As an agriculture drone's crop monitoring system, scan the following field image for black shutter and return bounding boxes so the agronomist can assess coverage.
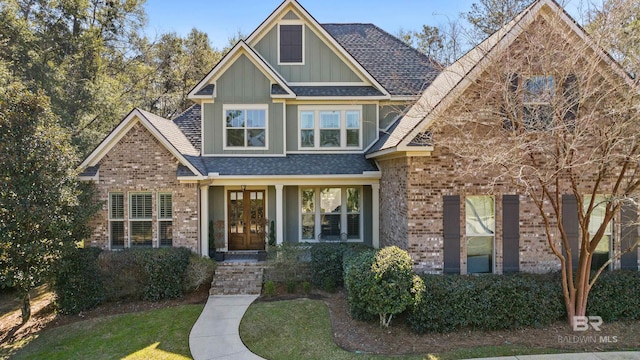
[443,195,461,274]
[280,25,303,63]
[562,194,579,270]
[502,195,520,273]
[502,73,519,130]
[621,202,639,270]
[562,74,579,123]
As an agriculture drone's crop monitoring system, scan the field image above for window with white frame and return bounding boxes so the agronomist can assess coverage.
[523,75,554,129]
[130,193,152,247]
[300,187,361,241]
[298,106,361,149]
[465,195,495,274]
[224,105,267,149]
[279,23,304,64]
[158,193,173,247]
[584,194,613,271]
[109,193,124,250]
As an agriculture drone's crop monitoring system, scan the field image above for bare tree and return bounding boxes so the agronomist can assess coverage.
[412,4,639,323]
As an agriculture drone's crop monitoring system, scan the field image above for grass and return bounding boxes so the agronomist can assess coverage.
[4,304,203,360]
[239,299,571,360]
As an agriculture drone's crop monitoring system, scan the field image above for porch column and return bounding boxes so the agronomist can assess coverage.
[275,184,284,245]
[372,183,380,249]
[200,185,209,257]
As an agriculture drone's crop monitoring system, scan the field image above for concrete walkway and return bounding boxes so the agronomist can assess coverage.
[188,296,640,360]
[189,295,264,360]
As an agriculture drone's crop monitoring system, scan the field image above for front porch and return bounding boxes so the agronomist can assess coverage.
[198,180,381,257]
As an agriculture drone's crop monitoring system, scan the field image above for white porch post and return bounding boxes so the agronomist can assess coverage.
[275,184,284,245]
[371,183,380,249]
[200,185,209,257]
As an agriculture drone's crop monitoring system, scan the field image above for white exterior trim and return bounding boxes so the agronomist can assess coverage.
[222,104,270,151]
[78,109,203,178]
[277,21,305,66]
[244,0,390,97]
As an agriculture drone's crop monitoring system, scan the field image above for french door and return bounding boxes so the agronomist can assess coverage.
[228,190,266,250]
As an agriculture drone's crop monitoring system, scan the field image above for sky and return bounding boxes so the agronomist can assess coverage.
[143,0,585,50]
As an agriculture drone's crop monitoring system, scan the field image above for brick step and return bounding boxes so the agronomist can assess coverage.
[210,261,265,295]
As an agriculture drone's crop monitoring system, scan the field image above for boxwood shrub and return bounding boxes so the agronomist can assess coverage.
[54,247,105,314]
[587,270,640,321]
[310,242,371,291]
[409,273,565,333]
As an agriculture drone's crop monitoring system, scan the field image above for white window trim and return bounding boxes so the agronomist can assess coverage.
[298,186,363,243]
[129,192,153,248]
[222,104,269,151]
[465,195,496,274]
[158,193,173,248]
[297,105,363,150]
[108,192,124,250]
[277,21,305,66]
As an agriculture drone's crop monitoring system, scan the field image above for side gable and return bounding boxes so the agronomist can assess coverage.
[78,109,203,178]
[244,0,389,95]
[367,0,635,158]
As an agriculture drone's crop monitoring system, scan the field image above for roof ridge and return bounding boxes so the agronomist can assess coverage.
[171,103,200,122]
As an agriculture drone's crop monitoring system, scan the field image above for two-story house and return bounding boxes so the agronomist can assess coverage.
[79,0,640,274]
[79,0,438,257]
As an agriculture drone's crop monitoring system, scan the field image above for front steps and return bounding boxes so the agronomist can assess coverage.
[210,260,265,295]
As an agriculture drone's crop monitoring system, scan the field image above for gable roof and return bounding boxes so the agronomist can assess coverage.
[173,104,201,152]
[244,0,390,97]
[323,23,440,96]
[78,108,203,177]
[188,40,295,99]
[367,0,636,158]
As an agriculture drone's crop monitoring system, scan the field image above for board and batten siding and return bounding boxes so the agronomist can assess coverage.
[202,54,284,155]
[285,104,378,152]
[254,26,361,83]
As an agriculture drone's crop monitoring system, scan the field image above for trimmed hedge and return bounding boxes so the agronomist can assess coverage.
[587,270,640,321]
[55,247,195,313]
[409,273,565,333]
[309,242,371,291]
[343,250,378,321]
[54,247,105,314]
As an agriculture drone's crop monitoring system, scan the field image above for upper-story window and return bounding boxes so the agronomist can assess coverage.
[279,23,304,64]
[299,106,361,149]
[523,75,554,129]
[224,105,268,149]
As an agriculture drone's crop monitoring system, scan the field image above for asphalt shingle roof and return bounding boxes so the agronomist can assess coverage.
[290,86,384,97]
[201,154,378,176]
[322,23,441,96]
[194,84,215,96]
[79,165,99,177]
[172,105,201,153]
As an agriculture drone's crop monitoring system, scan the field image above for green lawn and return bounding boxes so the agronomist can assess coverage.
[239,298,568,360]
[4,305,203,360]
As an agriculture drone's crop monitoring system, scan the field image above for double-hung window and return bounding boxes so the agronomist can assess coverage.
[224,105,268,149]
[109,193,125,250]
[584,195,612,271]
[300,187,361,241]
[298,106,362,149]
[465,195,495,274]
[158,193,173,247]
[130,193,152,248]
[523,75,554,129]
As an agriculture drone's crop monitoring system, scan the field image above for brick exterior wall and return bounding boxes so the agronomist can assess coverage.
[86,122,200,252]
[378,14,640,274]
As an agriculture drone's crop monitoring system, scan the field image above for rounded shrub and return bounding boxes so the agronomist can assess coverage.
[310,242,371,291]
[54,247,105,314]
[344,246,416,327]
